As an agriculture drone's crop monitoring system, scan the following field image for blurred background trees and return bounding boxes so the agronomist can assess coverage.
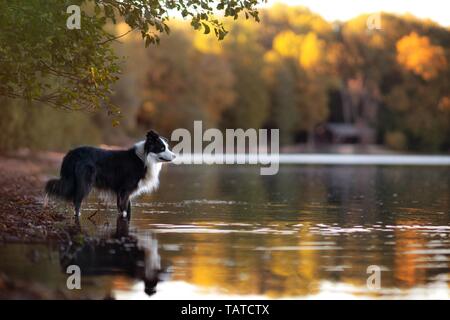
[1,3,449,153]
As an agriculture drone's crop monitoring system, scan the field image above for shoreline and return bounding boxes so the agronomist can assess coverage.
[0,152,74,243]
[0,152,87,299]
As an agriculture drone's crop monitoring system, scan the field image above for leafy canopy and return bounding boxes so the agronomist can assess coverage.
[0,0,263,119]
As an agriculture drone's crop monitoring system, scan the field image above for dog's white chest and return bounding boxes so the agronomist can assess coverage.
[131,162,162,199]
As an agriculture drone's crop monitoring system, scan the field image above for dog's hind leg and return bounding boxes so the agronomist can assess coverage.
[73,199,82,217]
[73,163,96,217]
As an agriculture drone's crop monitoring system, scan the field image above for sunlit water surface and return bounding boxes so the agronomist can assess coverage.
[0,165,449,299]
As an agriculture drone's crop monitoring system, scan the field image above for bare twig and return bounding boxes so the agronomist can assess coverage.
[98,28,136,45]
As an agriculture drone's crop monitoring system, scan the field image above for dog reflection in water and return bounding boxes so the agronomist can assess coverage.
[60,217,162,296]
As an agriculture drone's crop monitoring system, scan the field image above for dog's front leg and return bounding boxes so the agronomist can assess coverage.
[126,200,132,221]
[117,191,131,219]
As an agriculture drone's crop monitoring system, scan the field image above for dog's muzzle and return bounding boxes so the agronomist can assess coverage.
[158,151,176,162]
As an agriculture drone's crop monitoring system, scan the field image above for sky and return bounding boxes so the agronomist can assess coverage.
[267,0,450,27]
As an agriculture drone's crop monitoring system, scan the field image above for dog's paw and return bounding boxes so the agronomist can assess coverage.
[43,194,49,208]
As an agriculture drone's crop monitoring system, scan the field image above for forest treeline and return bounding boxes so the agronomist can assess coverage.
[1,4,449,152]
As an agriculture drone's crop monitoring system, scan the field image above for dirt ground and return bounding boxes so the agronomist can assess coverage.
[0,151,88,298]
[0,151,74,243]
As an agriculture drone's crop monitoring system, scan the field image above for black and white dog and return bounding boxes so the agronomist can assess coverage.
[45,130,175,219]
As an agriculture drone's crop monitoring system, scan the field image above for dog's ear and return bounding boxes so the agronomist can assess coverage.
[146,130,159,140]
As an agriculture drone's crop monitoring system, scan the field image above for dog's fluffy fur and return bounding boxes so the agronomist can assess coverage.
[45,130,175,218]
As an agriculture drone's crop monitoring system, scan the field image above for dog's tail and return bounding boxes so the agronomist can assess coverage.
[45,176,74,201]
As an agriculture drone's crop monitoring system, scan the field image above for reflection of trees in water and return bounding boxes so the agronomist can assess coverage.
[377,167,450,288]
[161,166,328,296]
[155,166,449,297]
[59,218,162,297]
[393,226,426,287]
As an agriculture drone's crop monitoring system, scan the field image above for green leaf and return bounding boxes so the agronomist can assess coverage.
[202,22,210,34]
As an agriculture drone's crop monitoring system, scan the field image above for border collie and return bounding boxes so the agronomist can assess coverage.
[45,130,175,219]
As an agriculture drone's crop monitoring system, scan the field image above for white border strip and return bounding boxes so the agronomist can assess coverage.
[276,154,450,165]
[176,154,450,165]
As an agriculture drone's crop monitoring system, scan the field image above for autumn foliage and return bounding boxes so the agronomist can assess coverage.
[1,4,449,152]
[396,32,447,80]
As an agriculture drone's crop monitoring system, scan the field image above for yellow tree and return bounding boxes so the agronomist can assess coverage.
[136,24,235,134]
[271,30,329,146]
[396,32,447,81]
[380,32,450,151]
[220,20,270,130]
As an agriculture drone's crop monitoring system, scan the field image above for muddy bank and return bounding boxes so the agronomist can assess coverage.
[0,152,75,243]
[0,152,76,298]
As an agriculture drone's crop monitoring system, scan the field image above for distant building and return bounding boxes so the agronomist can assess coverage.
[324,77,379,145]
[326,123,375,144]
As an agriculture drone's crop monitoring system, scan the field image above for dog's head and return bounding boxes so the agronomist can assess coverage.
[144,130,176,163]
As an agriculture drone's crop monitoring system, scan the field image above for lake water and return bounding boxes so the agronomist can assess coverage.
[0,164,449,299]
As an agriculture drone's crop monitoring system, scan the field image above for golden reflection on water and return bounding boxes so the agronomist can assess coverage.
[126,165,450,299]
[130,220,449,298]
[394,224,426,288]
[0,165,448,299]
[173,231,444,298]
